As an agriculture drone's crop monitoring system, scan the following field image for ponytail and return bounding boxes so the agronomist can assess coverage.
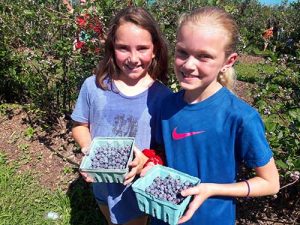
[218,67,236,91]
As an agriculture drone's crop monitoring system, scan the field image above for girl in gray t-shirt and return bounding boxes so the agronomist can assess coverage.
[71,6,171,225]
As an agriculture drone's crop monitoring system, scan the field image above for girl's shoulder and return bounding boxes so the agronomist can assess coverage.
[148,81,173,100]
[227,89,255,110]
[82,74,96,86]
[151,80,169,88]
[163,88,182,98]
[83,74,105,89]
[224,88,261,121]
[81,74,107,94]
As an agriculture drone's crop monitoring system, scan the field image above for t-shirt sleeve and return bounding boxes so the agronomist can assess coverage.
[71,79,90,123]
[236,111,273,168]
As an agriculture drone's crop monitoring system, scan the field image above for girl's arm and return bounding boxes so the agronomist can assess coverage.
[207,157,280,197]
[178,158,280,224]
[72,121,91,152]
[72,121,94,182]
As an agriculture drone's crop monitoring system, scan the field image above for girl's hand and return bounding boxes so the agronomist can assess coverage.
[80,171,95,183]
[81,145,90,155]
[140,162,155,177]
[178,183,212,224]
[123,146,148,185]
[80,146,95,182]
[80,145,94,183]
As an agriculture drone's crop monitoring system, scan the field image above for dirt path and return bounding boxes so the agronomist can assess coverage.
[0,107,81,191]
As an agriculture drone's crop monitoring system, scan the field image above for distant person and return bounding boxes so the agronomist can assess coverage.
[62,0,85,14]
[262,26,273,51]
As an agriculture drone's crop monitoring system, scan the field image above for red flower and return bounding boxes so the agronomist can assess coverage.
[88,17,103,35]
[75,40,85,49]
[76,14,90,28]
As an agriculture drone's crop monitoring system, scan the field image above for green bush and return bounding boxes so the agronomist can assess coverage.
[252,55,300,173]
[0,0,103,116]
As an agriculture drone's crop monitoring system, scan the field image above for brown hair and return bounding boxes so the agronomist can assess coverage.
[178,7,239,90]
[95,7,169,89]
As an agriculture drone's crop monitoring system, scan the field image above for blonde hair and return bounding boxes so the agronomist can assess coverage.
[178,7,239,91]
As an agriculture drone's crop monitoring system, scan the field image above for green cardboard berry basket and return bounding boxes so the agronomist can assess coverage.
[79,137,134,183]
[132,165,200,225]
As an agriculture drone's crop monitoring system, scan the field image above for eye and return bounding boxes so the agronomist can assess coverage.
[115,45,128,52]
[175,48,188,58]
[137,46,150,52]
[196,54,212,60]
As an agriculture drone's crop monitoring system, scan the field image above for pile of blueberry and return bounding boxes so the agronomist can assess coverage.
[90,143,132,169]
[145,175,194,204]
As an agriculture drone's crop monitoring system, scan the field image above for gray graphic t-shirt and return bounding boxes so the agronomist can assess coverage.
[71,75,171,223]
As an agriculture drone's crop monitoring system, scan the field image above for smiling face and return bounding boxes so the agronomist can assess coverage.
[175,21,236,102]
[114,22,155,83]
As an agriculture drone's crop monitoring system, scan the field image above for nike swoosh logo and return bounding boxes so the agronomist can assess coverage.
[172,127,205,140]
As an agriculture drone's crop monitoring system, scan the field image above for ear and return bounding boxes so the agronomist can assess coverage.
[221,53,238,71]
[151,46,157,59]
[152,50,156,59]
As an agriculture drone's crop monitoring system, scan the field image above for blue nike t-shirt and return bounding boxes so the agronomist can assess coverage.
[152,87,273,225]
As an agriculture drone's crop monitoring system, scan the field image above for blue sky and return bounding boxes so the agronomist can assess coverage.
[259,0,298,5]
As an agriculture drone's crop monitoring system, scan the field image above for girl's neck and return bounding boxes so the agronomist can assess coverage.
[184,82,223,104]
[113,74,155,96]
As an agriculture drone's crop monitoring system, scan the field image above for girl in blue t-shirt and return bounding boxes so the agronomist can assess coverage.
[147,6,280,225]
[71,7,171,225]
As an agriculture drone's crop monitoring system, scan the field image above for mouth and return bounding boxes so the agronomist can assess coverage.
[181,72,199,79]
[125,64,142,71]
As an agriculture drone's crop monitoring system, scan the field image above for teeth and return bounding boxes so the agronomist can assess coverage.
[126,64,140,70]
[182,72,197,78]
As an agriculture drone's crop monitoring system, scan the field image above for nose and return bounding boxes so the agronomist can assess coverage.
[182,56,196,72]
[129,51,139,63]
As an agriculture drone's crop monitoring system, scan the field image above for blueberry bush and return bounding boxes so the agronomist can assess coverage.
[252,54,300,173]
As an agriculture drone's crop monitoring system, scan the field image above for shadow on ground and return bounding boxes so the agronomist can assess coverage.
[67,177,107,225]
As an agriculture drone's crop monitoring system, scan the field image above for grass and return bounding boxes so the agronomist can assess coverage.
[235,46,280,83]
[235,60,276,83]
[0,152,106,225]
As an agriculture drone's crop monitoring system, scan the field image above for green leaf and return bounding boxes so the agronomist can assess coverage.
[264,118,277,132]
[23,10,34,16]
[277,131,283,139]
[294,158,300,170]
[276,159,288,169]
[288,109,300,121]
